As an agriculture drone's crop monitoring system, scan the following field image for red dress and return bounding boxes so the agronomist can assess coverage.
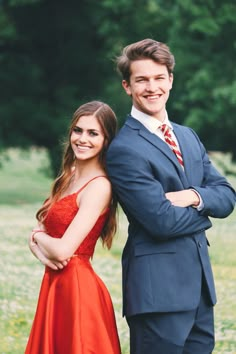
[25,179,121,354]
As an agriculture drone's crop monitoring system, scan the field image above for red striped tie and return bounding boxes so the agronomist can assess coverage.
[160,124,184,167]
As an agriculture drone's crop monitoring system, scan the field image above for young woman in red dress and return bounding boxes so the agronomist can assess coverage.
[25,101,121,354]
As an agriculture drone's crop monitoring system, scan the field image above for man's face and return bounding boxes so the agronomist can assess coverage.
[122,59,173,121]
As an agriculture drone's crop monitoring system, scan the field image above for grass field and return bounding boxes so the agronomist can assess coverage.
[0,148,236,354]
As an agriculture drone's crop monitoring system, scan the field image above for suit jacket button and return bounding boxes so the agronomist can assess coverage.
[198,242,202,248]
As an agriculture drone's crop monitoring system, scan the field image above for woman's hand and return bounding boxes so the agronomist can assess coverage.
[29,231,70,270]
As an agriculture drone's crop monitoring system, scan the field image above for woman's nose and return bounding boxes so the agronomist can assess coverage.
[78,132,87,143]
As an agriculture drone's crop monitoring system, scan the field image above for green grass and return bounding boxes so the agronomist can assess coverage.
[0,148,236,354]
[0,148,52,204]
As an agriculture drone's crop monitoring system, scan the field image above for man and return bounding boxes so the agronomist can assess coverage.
[106,38,235,354]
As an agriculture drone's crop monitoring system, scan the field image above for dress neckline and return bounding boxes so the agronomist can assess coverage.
[57,175,107,203]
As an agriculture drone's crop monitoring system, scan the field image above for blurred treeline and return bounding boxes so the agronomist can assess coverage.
[0,0,236,175]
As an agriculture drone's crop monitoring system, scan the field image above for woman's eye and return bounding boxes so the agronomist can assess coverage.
[89,131,98,137]
[73,127,82,133]
[72,128,99,137]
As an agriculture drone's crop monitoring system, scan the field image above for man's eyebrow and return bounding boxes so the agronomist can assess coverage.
[135,73,166,79]
[135,75,147,78]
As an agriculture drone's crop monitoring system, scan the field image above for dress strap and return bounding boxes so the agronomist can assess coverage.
[76,175,108,195]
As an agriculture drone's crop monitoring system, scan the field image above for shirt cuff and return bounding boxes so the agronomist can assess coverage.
[190,189,204,211]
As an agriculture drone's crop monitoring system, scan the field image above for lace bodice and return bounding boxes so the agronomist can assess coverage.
[43,183,109,258]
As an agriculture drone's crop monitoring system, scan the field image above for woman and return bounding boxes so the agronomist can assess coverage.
[25,101,121,354]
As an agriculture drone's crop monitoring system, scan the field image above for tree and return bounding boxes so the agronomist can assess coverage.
[167,0,236,160]
[0,0,120,173]
[0,0,235,174]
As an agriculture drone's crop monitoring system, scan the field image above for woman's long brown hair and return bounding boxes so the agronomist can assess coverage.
[36,101,118,249]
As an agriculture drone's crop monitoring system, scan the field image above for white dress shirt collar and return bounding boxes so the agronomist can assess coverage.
[131,106,173,133]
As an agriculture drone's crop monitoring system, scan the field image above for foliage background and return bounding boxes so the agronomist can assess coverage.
[0,0,236,174]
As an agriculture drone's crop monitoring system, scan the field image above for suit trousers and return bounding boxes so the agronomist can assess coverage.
[126,280,215,354]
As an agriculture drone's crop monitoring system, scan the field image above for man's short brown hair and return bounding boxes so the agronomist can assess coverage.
[116,38,175,82]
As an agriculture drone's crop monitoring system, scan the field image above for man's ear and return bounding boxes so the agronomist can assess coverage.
[169,73,174,89]
[122,80,132,96]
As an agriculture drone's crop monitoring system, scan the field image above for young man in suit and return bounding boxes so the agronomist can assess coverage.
[106,38,235,354]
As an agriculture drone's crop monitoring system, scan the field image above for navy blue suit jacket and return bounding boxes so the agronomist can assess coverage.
[106,115,235,317]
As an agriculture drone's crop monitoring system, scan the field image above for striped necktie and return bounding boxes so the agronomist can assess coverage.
[160,124,184,167]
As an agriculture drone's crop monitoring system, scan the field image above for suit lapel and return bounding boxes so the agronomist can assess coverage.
[125,117,189,187]
[172,123,195,185]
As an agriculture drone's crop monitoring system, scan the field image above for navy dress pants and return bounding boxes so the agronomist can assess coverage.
[127,283,215,354]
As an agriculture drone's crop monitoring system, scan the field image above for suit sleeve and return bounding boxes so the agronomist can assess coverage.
[106,144,213,240]
[189,130,235,218]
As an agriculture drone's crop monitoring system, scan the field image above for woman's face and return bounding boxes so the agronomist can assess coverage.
[70,115,105,162]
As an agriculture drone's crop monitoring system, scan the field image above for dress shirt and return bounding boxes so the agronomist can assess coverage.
[131,106,180,146]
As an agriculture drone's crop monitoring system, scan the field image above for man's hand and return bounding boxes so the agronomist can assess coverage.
[165,190,200,208]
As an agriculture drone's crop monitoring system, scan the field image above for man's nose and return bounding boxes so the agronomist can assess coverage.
[146,79,156,92]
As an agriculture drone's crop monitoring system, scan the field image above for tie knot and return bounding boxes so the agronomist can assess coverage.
[160,124,170,136]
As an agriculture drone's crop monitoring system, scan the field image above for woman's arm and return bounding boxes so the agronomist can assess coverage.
[33,178,112,262]
[29,231,69,270]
